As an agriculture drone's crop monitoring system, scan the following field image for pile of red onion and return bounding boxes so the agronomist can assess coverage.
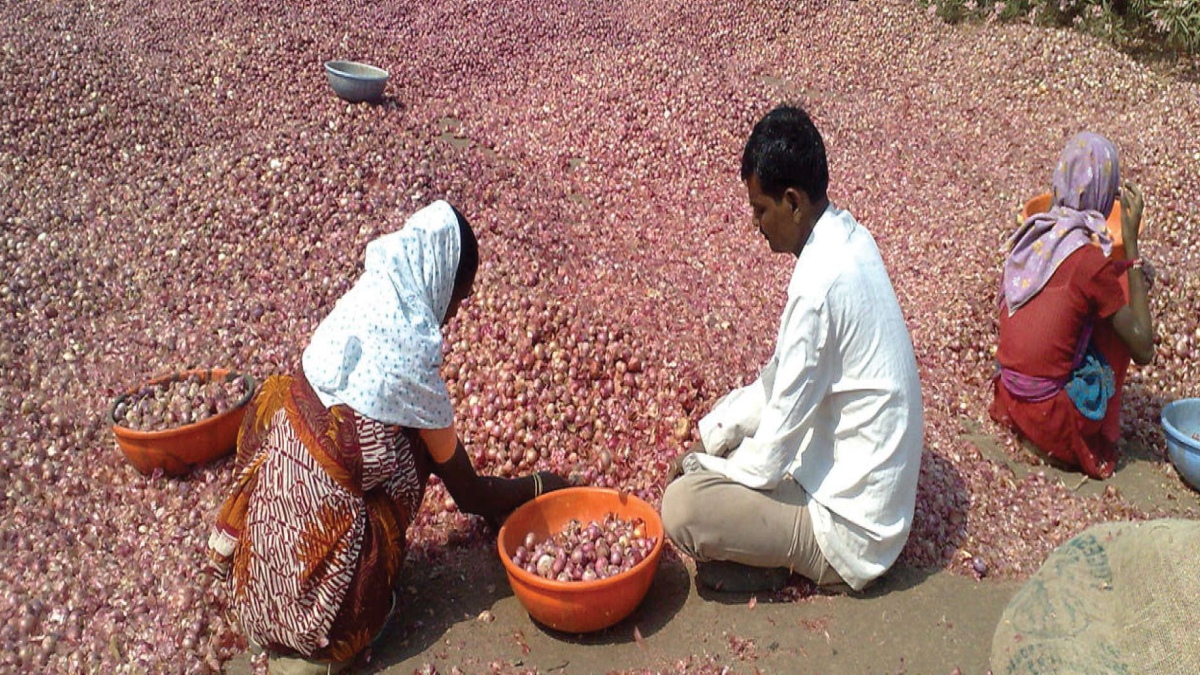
[112,373,249,432]
[512,514,656,582]
[2,0,1198,670]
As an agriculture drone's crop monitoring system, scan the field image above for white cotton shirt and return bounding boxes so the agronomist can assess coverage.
[694,204,923,591]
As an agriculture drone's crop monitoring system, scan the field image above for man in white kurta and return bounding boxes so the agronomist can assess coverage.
[661,105,922,593]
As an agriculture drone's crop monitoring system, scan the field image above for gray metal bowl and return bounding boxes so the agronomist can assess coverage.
[324,60,389,103]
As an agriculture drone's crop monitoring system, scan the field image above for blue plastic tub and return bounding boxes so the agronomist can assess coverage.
[1161,398,1200,492]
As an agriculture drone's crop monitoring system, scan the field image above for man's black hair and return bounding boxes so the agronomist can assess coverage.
[450,204,478,292]
[740,105,829,204]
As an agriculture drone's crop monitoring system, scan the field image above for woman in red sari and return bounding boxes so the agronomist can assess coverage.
[208,200,568,673]
[990,133,1155,479]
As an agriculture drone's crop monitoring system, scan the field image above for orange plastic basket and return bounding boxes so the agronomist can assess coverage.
[110,368,255,476]
[497,487,665,633]
[1019,193,1129,260]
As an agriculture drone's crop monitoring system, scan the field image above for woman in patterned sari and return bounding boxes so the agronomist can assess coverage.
[208,200,569,673]
[990,133,1155,479]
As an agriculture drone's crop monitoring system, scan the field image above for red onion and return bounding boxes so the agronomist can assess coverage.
[2,0,1197,669]
[111,373,249,431]
[512,514,656,581]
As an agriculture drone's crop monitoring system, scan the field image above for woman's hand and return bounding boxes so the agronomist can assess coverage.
[535,470,571,495]
[432,439,569,522]
[480,471,572,530]
[1119,182,1144,257]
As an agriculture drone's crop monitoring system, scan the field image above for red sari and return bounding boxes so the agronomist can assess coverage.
[208,373,427,662]
[990,245,1130,478]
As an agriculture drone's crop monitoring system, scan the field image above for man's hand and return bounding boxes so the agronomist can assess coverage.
[666,453,690,485]
[665,441,706,485]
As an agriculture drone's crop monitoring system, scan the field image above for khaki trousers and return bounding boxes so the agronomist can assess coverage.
[661,470,846,587]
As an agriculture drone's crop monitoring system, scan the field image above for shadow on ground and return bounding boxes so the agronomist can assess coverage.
[358,554,1020,675]
[900,446,973,572]
[962,405,1200,517]
[361,538,690,673]
[223,503,1022,675]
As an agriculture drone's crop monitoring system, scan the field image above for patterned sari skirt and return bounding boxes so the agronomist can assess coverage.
[208,372,427,662]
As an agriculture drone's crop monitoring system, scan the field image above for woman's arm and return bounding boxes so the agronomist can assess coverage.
[427,433,569,523]
[1109,182,1155,365]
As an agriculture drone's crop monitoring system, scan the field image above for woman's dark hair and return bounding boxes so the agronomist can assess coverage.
[450,204,478,293]
[740,105,829,203]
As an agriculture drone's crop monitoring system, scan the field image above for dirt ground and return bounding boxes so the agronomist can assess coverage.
[223,434,1200,675]
[368,555,1017,675]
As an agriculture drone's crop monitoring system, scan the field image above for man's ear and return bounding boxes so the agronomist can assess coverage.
[784,187,810,219]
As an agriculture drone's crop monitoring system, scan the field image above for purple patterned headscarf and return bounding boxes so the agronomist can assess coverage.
[1002,132,1119,314]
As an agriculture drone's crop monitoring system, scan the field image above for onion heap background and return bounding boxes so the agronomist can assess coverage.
[2,0,1199,671]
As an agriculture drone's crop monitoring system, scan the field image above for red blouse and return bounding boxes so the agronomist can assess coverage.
[991,245,1131,478]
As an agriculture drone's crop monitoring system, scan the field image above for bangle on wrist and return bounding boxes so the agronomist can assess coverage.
[532,472,543,497]
[1126,257,1155,292]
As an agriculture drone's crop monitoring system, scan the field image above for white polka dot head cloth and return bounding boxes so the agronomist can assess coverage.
[302,200,462,428]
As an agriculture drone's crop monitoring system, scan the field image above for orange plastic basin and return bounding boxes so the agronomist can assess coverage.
[110,368,255,476]
[497,487,665,633]
[1019,193,1129,260]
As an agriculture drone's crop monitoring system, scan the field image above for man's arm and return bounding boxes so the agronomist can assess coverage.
[693,297,834,490]
[696,366,773,456]
[665,375,770,485]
